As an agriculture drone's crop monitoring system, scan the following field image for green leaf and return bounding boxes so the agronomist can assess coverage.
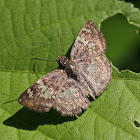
[0,0,140,140]
[101,13,140,72]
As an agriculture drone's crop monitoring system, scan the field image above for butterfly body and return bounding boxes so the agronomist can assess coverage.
[59,57,81,81]
[18,21,112,116]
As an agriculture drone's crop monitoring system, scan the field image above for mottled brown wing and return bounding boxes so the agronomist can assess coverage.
[76,55,111,96]
[19,69,90,116]
[18,69,67,112]
[54,78,90,116]
[70,21,112,96]
[71,21,106,62]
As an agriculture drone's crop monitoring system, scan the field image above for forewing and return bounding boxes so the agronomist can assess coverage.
[71,21,106,62]
[70,21,111,96]
[18,69,67,112]
[53,78,90,116]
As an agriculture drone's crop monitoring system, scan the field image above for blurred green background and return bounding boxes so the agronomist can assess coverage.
[101,13,140,73]
[125,0,140,9]
[103,0,140,73]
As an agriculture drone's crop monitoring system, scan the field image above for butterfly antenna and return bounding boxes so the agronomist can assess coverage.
[32,61,40,79]
[3,99,18,104]
[57,28,64,56]
[31,58,55,62]
[31,59,55,79]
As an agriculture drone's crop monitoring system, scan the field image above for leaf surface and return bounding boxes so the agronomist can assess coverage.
[0,0,140,139]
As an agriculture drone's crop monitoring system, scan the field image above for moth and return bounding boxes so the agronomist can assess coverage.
[18,21,112,116]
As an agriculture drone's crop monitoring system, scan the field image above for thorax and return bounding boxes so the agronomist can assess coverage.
[56,56,79,80]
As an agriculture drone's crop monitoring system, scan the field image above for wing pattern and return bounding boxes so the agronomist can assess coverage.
[18,21,112,116]
[71,21,112,96]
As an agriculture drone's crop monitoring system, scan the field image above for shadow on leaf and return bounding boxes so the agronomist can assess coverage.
[3,107,77,130]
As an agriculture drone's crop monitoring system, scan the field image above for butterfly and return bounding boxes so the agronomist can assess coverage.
[18,21,112,116]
